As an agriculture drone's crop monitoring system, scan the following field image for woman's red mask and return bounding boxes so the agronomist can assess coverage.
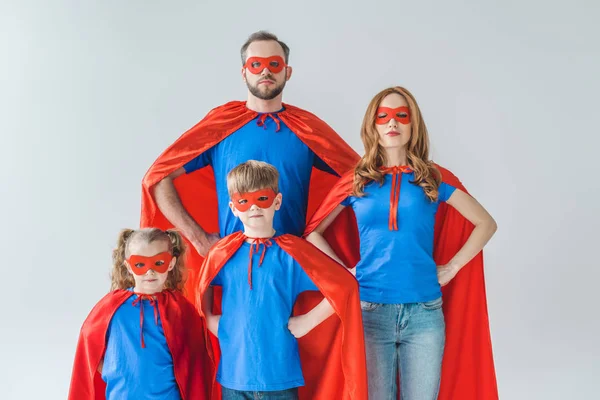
[243,56,287,74]
[231,189,277,212]
[127,252,173,275]
[376,106,411,125]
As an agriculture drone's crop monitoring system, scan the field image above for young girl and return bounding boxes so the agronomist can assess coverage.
[305,87,498,399]
[68,228,212,400]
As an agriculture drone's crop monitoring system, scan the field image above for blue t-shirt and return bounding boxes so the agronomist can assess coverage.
[102,291,181,400]
[211,239,319,391]
[341,173,457,304]
[183,109,337,237]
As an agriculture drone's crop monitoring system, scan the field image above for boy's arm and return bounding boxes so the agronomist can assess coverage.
[202,286,220,337]
[288,297,335,339]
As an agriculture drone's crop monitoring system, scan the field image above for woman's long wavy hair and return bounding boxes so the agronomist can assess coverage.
[110,228,187,292]
[353,86,441,201]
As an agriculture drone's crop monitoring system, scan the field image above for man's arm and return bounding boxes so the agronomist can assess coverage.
[152,167,220,256]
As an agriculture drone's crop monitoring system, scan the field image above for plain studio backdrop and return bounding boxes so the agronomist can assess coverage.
[1,1,598,399]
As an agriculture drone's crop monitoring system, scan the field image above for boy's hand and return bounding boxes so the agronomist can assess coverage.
[288,314,316,338]
[206,314,221,337]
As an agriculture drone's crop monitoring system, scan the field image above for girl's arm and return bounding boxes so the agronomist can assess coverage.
[437,189,498,285]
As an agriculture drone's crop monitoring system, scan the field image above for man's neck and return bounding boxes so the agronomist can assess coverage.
[246,94,284,113]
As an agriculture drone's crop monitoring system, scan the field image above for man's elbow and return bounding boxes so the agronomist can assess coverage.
[152,175,173,197]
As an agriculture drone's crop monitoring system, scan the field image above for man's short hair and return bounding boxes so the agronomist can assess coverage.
[240,31,290,64]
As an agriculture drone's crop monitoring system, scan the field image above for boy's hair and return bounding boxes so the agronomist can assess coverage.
[111,228,187,292]
[227,160,279,197]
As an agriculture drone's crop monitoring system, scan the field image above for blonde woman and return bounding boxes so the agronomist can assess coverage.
[305,87,498,400]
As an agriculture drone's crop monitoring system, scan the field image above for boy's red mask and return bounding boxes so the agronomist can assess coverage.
[127,252,173,275]
[375,106,411,125]
[243,56,287,74]
[231,189,277,212]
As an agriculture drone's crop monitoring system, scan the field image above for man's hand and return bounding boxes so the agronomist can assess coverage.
[437,264,460,286]
[288,314,317,338]
[192,232,221,257]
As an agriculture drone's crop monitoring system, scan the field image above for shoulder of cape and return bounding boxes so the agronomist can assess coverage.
[275,234,358,287]
[431,163,465,191]
[206,100,247,116]
[80,290,132,333]
[204,231,247,259]
[163,289,199,315]
[275,234,331,259]
[282,103,324,120]
[326,168,355,197]
[339,169,356,185]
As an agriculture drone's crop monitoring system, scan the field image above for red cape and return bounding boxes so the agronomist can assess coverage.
[140,101,360,298]
[68,289,212,400]
[196,232,368,400]
[305,166,499,400]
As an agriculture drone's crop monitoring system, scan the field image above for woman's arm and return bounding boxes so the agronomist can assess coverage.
[305,205,356,274]
[437,189,498,285]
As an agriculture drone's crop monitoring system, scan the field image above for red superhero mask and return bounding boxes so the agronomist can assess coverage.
[375,106,411,125]
[243,56,287,74]
[231,189,277,212]
[127,252,173,275]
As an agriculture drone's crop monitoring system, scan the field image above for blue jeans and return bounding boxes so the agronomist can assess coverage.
[221,386,299,400]
[361,297,446,400]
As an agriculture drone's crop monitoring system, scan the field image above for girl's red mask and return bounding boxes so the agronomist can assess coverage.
[243,56,287,74]
[376,106,411,125]
[231,189,277,212]
[127,252,173,275]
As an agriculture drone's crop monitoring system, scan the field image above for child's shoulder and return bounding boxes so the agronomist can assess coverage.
[273,234,319,255]
[161,289,199,314]
[80,290,132,333]
[205,231,246,257]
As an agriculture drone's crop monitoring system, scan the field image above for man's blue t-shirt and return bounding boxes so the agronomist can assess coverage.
[183,110,336,237]
[341,173,457,304]
[211,239,319,391]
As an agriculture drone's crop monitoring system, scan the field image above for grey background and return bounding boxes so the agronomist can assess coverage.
[1,1,598,399]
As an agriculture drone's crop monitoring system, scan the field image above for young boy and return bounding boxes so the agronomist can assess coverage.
[197,160,368,400]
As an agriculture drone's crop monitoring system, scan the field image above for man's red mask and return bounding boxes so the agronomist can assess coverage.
[127,252,173,275]
[376,106,411,125]
[231,189,277,212]
[243,56,287,74]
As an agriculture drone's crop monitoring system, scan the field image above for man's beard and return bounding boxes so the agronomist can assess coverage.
[247,73,287,100]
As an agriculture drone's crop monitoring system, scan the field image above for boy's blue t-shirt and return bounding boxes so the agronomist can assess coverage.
[211,239,318,391]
